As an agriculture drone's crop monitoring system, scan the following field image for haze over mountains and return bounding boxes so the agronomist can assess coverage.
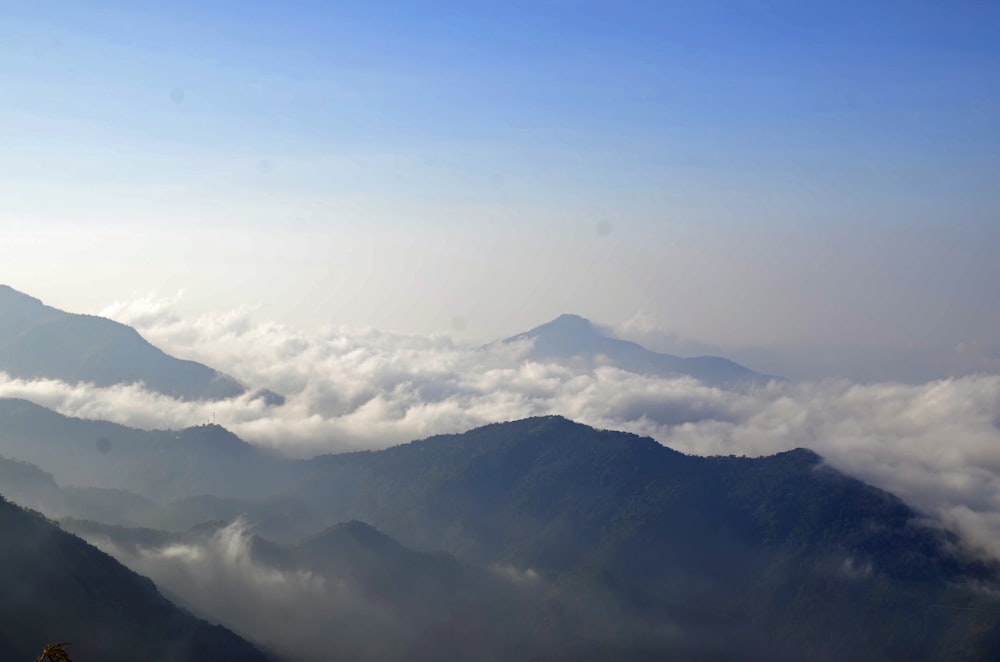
[6,286,997,557]
[2,286,1000,542]
[2,285,1000,659]
[63,517,541,662]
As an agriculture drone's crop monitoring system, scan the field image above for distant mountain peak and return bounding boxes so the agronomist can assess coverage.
[175,423,250,448]
[504,313,597,344]
[547,313,594,328]
[779,447,824,463]
[300,520,403,555]
[500,313,777,386]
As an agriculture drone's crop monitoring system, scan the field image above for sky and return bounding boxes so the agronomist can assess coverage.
[2,1,999,380]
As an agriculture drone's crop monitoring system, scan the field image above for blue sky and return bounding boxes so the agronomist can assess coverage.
[2,1,998,378]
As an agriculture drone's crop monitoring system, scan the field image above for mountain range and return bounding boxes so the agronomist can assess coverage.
[1,285,998,660]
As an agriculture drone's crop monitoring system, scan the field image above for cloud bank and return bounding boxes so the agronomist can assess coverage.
[3,295,1000,557]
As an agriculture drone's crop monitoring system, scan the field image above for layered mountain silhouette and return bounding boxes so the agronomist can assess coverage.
[0,285,283,402]
[502,313,777,386]
[0,494,268,662]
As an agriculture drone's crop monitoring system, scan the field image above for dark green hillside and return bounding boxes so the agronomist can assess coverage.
[0,495,268,662]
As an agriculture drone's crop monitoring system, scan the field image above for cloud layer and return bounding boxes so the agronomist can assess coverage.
[3,295,1000,557]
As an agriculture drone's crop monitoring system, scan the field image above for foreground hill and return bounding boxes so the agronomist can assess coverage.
[501,313,776,386]
[0,285,260,401]
[0,495,268,662]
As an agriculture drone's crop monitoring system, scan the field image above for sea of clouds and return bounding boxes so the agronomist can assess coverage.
[2,294,1000,557]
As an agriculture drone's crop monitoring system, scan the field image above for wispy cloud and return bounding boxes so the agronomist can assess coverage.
[86,520,362,661]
